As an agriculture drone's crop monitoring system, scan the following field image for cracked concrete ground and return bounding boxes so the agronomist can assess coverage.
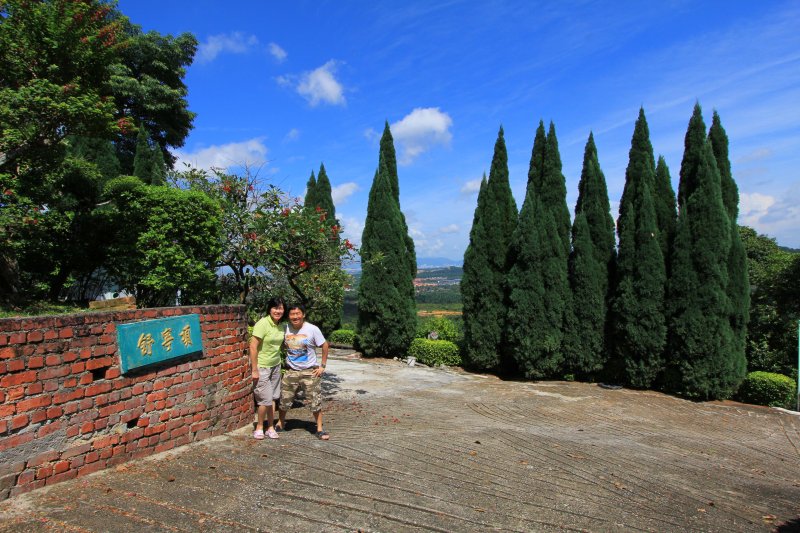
[0,349,799,532]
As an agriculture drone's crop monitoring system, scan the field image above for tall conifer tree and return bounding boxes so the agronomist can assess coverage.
[507,123,569,378]
[461,128,517,371]
[543,122,572,256]
[667,104,741,399]
[379,122,416,282]
[653,156,677,262]
[708,111,749,386]
[565,133,615,377]
[304,171,317,210]
[133,128,154,184]
[609,109,667,387]
[357,131,416,357]
[315,163,337,224]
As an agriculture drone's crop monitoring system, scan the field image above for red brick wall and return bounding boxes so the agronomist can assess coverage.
[0,305,251,499]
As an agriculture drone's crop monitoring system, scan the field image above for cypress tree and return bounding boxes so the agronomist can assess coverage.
[507,186,567,378]
[304,171,317,210]
[527,120,547,189]
[461,128,518,371]
[653,156,677,263]
[708,111,749,386]
[357,134,416,358]
[150,144,167,186]
[609,110,667,387]
[315,163,337,224]
[543,122,572,256]
[667,138,739,399]
[379,122,416,280]
[133,128,154,184]
[565,133,616,378]
[677,103,707,207]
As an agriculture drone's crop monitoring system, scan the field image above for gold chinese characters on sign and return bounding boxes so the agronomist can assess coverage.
[179,324,192,347]
[137,333,155,356]
[161,328,175,351]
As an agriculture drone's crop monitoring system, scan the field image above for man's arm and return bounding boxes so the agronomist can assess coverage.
[313,340,329,377]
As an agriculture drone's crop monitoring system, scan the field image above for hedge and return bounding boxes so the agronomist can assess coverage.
[736,371,797,409]
[408,338,461,367]
[329,329,355,346]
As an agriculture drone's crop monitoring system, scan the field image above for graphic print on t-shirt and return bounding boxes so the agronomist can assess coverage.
[285,333,310,365]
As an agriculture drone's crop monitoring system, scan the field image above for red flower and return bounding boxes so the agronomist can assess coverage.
[2,189,12,196]
[281,208,291,217]
[299,261,308,268]
[315,206,322,212]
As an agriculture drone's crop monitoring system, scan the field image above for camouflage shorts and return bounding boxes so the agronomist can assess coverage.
[280,368,322,412]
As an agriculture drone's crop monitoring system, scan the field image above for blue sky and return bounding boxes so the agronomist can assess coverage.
[118,0,800,260]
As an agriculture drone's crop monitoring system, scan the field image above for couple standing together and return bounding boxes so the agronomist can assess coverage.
[249,298,330,441]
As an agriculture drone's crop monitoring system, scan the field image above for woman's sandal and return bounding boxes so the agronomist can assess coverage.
[316,430,330,441]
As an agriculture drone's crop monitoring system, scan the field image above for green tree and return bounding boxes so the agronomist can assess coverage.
[106,178,222,307]
[507,187,567,378]
[304,170,317,211]
[461,127,518,371]
[543,122,572,256]
[666,105,741,400]
[653,156,677,264]
[357,160,417,357]
[565,133,615,378]
[739,227,796,377]
[110,23,197,171]
[378,122,417,281]
[708,111,749,383]
[314,163,337,225]
[0,0,125,299]
[609,109,667,387]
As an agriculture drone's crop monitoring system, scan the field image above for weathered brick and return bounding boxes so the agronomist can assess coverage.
[7,359,24,372]
[17,395,51,412]
[53,389,83,405]
[37,420,64,438]
[80,422,94,434]
[86,357,112,370]
[61,443,91,459]
[47,470,78,485]
[43,330,58,341]
[26,450,59,468]
[45,355,62,366]
[84,451,99,464]
[25,381,43,395]
[10,414,28,430]
[53,460,70,475]
[71,362,85,373]
[1,370,36,387]
[30,410,47,424]
[79,373,93,385]
[0,432,34,452]
[43,380,59,392]
[46,406,63,419]
[8,332,26,344]
[27,356,44,369]
[38,366,70,380]
[105,367,121,379]
[58,327,74,339]
[84,382,112,397]
[27,331,44,343]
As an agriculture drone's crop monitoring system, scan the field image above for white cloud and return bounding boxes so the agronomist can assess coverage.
[439,224,459,234]
[740,188,800,247]
[175,138,268,170]
[332,182,359,205]
[736,147,773,164]
[197,32,259,64]
[268,42,287,63]
[338,214,364,246]
[460,178,482,195]
[289,60,346,107]
[364,127,380,142]
[390,107,453,165]
[283,128,300,142]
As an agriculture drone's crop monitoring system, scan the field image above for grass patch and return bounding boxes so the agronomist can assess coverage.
[0,301,88,319]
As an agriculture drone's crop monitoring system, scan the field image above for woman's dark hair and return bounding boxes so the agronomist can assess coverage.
[266,297,286,315]
[286,303,305,315]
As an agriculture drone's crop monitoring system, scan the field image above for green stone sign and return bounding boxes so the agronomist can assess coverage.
[117,314,202,374]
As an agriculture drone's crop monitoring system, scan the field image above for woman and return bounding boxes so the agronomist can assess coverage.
[249,297,286,439]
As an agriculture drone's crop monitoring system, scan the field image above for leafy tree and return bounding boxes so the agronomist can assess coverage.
[68,136,121,183]
[0,0,126,299]
[565,133,615,378]
[105,178,221,307]
[609,109,666,387]
[709,111,749,381]
[739,227,796,378]
[314,163,337,227]
[357,156,417,357]
[110,22,197,171]
[667,105,741,400]
[461,127,518,371]
[507,186,567,378]
[653,156,677,264]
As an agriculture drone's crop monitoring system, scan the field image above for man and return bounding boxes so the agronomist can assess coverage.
[277,304,330,440]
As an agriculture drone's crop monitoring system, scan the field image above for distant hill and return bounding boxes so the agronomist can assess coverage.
[779,245,800,254]
[417,257,462,268]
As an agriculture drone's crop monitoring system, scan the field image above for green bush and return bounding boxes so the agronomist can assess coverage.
[416,315,460,343]
[736,371,797,409]
[329,329,355,346]
[408,338,461,367]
